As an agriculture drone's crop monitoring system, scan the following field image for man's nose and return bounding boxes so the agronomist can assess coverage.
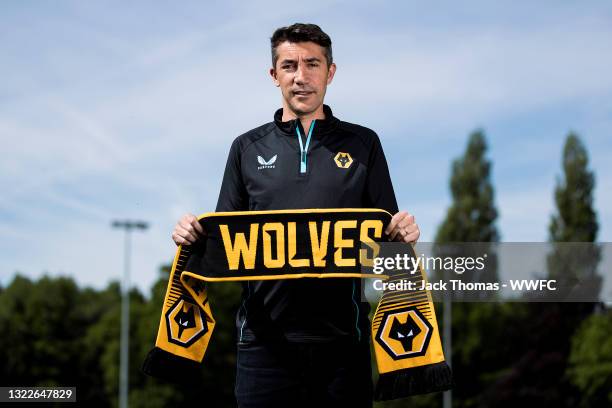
[293,62,307,84]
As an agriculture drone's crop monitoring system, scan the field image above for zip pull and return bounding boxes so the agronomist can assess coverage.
[296,120,316,174]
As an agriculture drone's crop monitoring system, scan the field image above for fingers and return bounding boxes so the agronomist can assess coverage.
[393,223,418,240]
[398,215,415,230]
[172,231,191,246]
[386,211,410,240]
[393,224,420,243]
[189,215,205,236]
[385,211,420,243]
[404,225,420,243]
[176,225,199,244]
[389,226,402,242]
[385,211,408,236]
[180,214,206,238]
[173,213,206,246]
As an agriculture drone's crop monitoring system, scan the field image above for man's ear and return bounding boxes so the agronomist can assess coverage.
[326,63,337,85]
[269,67,280,87]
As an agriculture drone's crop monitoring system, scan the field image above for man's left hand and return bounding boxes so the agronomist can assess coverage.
[385,211,420,243]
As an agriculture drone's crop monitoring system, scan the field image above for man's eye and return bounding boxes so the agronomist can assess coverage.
[309,63,319,67]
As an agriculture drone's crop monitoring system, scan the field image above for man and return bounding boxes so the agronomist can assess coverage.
[172,23,420,408]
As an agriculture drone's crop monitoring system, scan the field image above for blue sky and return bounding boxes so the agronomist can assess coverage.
[1,1,611,294]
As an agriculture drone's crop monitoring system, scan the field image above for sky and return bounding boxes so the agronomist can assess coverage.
[1,1,611,295]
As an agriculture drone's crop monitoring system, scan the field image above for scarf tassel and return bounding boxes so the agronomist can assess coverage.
[374,361,454,401]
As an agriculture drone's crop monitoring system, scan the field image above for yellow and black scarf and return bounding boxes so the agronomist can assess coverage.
[143,208,452,400]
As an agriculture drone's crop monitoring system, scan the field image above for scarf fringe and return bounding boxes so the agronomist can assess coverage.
[374,361,454,401]
[142,347,201,385]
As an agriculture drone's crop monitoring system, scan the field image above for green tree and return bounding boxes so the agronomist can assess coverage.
[547,133,601,300]
[432,130,512,408]
[0,275,82,386]
[549,133,598,242]
[544,133,601,405]
[567,310,612,407]
[435,130,499,244]
[435,130,499,298]
[487,132,601,407]
[0,275,124,406]
[0,259,244,407]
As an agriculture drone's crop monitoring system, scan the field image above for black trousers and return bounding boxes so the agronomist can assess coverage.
[235,340,374,408]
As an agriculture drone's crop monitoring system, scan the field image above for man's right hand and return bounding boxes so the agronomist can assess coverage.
[172,213,206,246]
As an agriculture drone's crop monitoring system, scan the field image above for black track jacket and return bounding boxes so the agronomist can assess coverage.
[215,104,398,343]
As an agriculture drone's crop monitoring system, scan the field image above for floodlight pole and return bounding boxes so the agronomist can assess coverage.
[112,220,148,408]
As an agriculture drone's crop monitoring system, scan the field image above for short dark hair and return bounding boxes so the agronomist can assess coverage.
[270,23,333,68]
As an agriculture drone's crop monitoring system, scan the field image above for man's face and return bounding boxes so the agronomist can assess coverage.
[270,41,336,116]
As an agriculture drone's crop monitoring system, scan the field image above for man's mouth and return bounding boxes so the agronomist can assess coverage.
[293,90,313,97]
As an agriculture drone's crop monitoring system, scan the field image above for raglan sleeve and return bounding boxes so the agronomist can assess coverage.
[363,132,399,215]
[215,137,249,212]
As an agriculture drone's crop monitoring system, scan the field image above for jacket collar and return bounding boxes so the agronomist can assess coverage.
[273,104,339,136]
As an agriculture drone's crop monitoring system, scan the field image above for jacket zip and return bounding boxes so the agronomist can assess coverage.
[295,119,316,173]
